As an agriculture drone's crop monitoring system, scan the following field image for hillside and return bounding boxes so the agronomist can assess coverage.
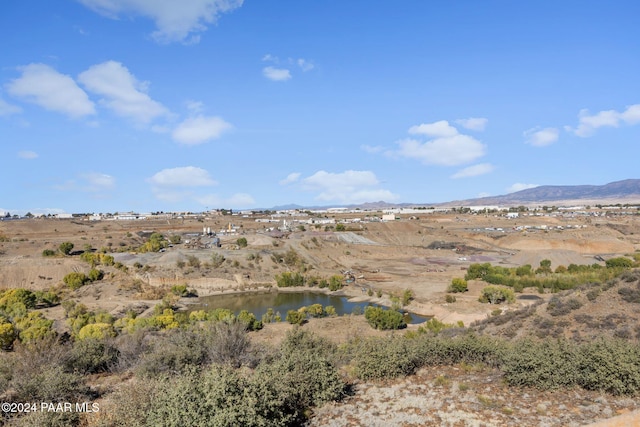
[472,270,640,342]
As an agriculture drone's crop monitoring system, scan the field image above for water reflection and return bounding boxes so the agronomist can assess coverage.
[187,291,429,324]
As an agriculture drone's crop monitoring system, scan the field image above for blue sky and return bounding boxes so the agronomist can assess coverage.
[1,1,639,215]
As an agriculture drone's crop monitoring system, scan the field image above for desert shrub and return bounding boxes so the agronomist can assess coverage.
[478,286,515,304]
[448,278,468,293]
[285,310,306,325]
[236,310,262,331]
[204,321,256,368]
[445,294,457,303]
[276,272,305,287]
[502,338,580,390]
[618,285,640,303]
[137,327,209,377]
[211,253,226,268]
[0,288,37,318]
[59,241,74,255]
[255,330,345,419]
[402,289,414,306]
[88,268,104,282]
[63,272,89,290]
[112,329,149,372]
[547,296,583,316]
[14,312,55,343]
[324,305,336,316]
[65,338,119,374]
[605,257,634,269]
[364,306,406,330]
[139,232,168,253]
[237,237,248,248]
[42,249,56,257]
[576,339,640,395]
[77,323,116,341]
[328,275,343,291]
[186,255,201,268]
[170,284,197,298]
[351,335,421,380]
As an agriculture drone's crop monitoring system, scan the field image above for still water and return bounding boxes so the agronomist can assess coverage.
[188,291,429,324]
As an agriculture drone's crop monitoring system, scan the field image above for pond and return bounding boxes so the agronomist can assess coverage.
[187,291,430,325]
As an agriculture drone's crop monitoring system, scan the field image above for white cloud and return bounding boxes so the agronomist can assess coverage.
[456,117,488,131]
[185,100,204,113]
[451,163,494,179]
[78,60,169,125]
[82,172,116,191]
[6,63,95,118]
[569,104,640,137]
[262,66,291,82]
[279,172,301,185]
[148,166,217,187]
[0,97,22,116]
[196,193,255,207]
[361,144,384,154]
[17,150,38,159]
[507,183,538,193]
[408,120,458,137]
[172,115,232,145]
[396,120,487,166]
[301,170,399,204]
[296,58,314,72]
[77,0,243,44]
[524,127,559,147]
[262,54,277,62]
[396,135,486,166]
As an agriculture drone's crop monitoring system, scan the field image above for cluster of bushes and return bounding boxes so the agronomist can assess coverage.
[80,251,115,267]
[0,288,59,349]
[97,328,345,426]
[347,332,640,395]
[139,232,169,253]
[465,260,628,293]
[284,304,337,325]
[275,272,344,291]
[170,284,198,297]
[63,268,104,290]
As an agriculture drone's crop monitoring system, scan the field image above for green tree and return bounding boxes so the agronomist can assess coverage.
[236,237,248,248]
[479,286,515,304]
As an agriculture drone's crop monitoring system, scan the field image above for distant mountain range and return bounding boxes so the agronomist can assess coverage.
[267,179,640,211]
[450,179,640,206]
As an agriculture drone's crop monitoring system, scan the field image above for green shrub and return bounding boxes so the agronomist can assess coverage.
[351,335,420,380]
[88,268,104,282]
[237,237,248,248]
[479,286,515,304]
[59,241,74,255]
[63,272,90,290]
[328,275,343,291]
[448,278,468,293]
[285,310,306,325]
[275,272,305,287]
[42,249,56,257]
[605,257,634,269]
[66,338,119,374]
[445,294,456,303]
[364,306,406,330]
